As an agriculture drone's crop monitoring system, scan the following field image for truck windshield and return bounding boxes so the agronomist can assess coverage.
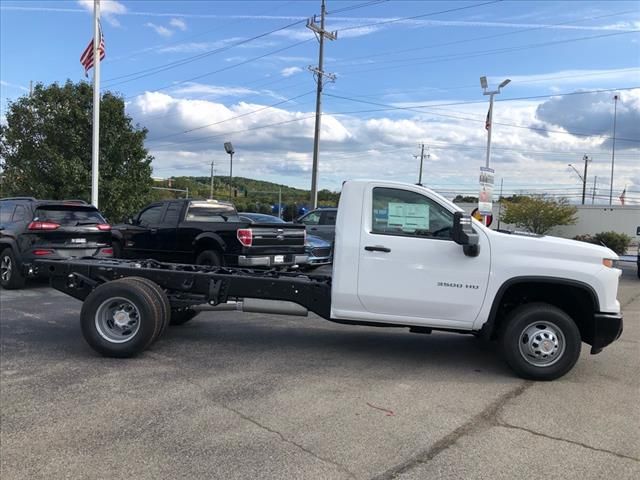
[34,206,106,226]
[185,202,239,222]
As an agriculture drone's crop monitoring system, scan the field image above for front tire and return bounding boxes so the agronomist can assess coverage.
[80,280,164,357]
[0,248,25,290]
[501,303,581,381]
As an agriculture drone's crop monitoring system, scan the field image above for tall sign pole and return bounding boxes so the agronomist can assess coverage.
[91,0,101,208]
[308,0,337,209]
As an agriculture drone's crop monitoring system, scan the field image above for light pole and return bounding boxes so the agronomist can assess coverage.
[480,76,510,169]
[609,94,619,205]
[209,159,215,200]
[224,142,234,200]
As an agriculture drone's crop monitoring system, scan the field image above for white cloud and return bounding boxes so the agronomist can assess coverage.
[169,18,187,31]
[124,88,640,200]
[145,22,173,37]
[77,0,126,26]
[171,83,259,98]
[281,66,303,77]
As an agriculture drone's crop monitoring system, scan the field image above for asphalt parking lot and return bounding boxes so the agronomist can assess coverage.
[1,263,639,480]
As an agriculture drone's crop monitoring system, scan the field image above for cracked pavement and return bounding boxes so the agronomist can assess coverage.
[1,264,638,479]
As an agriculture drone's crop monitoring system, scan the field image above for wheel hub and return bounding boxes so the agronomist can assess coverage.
[1,256,12,282]
[113,309,132,328]
[518,321,565,367]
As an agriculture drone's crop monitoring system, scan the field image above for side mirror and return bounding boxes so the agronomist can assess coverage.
[452,212,480,257]
[122,216,135,225]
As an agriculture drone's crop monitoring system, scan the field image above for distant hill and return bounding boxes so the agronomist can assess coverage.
[151,176,339,220]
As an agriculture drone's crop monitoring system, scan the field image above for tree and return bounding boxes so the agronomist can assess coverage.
[0,80,153,221]
[500,196,577,235]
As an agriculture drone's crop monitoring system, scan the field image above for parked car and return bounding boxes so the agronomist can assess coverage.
[239,212,333,267]
[0,197,112,289]
[112,199,306,268]
[295,207,337,242]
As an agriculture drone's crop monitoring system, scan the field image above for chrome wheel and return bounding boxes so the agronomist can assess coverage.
[0,255,12,282]
[518,321,566,367]
[94,297,141,344]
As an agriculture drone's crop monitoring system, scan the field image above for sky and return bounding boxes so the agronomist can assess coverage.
[1,0,639,204]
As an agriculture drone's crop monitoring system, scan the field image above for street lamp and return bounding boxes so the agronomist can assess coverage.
[224,141,234,200]
[568,155,591,205]
[480,76,510,169]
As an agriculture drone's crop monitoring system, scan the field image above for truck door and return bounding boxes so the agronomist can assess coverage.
[156,202,182,261]
[357,186,490,327]
[127,203,166,259]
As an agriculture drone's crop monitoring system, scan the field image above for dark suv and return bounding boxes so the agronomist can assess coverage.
[0,198,113,289]
[295,207,337,242]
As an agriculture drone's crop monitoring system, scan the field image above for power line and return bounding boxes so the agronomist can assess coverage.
[324,92,640,143]
[336,30,640,75]
[146,90,315,142]
[103,19,308,87]
[338,0,504,32]
[123,39,313,101]
[327,0,390,15]
[332,9,637,65]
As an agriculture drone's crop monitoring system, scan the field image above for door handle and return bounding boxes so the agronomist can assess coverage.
[364,245,391,253]
[309,227,318,231]
[150,228,158,234]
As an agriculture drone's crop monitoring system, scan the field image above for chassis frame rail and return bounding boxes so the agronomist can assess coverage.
[36,258,332,319]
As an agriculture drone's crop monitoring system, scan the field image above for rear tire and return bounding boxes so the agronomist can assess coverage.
[170,308,199,326]
[501,302,581,381]
[195,250,222,267]
[0,248,25,290]
[80,280,164,357]
[115,277,171,336]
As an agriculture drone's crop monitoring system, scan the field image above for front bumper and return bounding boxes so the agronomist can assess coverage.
[590,312,623,354]
[237,254,308,267]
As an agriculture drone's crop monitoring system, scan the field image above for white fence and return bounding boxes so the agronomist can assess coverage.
[457,203,640,241]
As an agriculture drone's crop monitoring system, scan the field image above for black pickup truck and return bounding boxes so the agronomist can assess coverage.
[111,199,307,268]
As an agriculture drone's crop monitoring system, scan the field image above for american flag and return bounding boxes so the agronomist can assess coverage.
[80,24,105,77]
[485,103,492,130]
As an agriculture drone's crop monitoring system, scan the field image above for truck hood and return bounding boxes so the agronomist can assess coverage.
[490,230,619,263]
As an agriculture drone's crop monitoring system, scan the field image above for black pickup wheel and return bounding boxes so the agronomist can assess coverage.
[80,280,164,357]
[501,302,581,381]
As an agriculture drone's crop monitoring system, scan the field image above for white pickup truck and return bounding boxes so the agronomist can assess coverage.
[38,180,624,381]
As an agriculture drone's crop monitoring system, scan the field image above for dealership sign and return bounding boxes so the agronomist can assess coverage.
[479,166,495,215]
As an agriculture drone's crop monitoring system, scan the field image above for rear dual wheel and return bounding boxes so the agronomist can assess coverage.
[80,277,169,357]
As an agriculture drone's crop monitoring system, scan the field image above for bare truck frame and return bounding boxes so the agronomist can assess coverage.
[37,257,332,357]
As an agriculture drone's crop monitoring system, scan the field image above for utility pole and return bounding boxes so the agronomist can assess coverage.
[29,81,33,97]
[209,160,215,199]
[497,177,504,230]
[609,94,619,205]
[581,154,591,205]
[308,0,337,209]
[592,175,597,204]
[414,144,429,185]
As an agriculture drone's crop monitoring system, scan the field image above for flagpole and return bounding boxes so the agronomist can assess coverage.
[91,0,101,208]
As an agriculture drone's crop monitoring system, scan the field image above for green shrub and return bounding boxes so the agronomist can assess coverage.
[573,231,631,255]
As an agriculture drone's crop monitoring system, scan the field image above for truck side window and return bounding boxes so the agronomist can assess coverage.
[163,203,182,225]
[320,210,337,225]
[371,187,453,239]
[300,211,321,225]
[138,205,164,227]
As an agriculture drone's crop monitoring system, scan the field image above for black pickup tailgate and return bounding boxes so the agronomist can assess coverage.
[244,223,305,254]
